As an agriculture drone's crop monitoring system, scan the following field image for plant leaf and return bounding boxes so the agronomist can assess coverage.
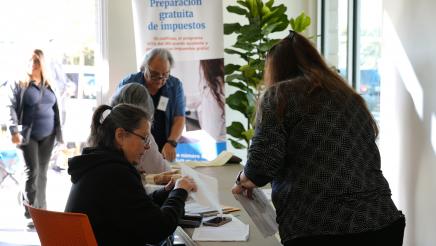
[224,64,241,74]
[236,0,249,9]
[225,73,245,84]
[241,128,255,141]
[226,91,250,117]
[227,81,254,93]
[233,40,255,51]
[290,12,311,33]
[229,138,246,149]
[227,122,246,139]
[259,38,280,52]
[265,0,274,8]
[224,48,244,56]
[227,5,248,16]
[224,23,242,35]
[261,22,282,36]
[240,64,256,78]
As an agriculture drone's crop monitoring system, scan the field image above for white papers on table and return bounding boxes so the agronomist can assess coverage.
[180,163,222,216]
[192,214,249,241]
[234,188,278,238]
[185,202,216,215]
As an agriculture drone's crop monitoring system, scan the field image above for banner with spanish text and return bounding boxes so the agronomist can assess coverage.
[132,0,226,161]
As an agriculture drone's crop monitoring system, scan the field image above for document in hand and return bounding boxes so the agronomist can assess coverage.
[192,214,249,241]
[234,188,279,238]
[180,163,222,216]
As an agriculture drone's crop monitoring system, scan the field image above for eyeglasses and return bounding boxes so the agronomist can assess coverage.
[147,67,170,81]
[126,130,151,146]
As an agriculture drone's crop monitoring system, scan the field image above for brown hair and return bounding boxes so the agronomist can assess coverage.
[263,31,378,137]
[199,59,225,118]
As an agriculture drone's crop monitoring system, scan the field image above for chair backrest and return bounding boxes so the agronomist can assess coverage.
[25,204,98,246]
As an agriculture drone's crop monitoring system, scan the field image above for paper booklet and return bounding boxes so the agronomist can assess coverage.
[234,188,279,237]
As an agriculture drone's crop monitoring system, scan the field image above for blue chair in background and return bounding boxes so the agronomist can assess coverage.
[0,149,20,186]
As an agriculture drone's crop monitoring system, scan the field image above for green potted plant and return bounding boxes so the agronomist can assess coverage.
[224,0,311,149]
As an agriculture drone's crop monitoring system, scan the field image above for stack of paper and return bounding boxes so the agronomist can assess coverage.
[192,214,249,241]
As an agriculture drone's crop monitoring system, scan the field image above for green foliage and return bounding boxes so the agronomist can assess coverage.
[224,0,311,149]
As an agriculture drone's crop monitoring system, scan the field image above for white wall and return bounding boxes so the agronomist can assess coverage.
[105,0,137,104]
[381,0,436,245]
[105,0,318,161]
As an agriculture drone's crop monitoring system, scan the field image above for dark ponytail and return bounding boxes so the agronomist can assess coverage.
[88,104,150,149]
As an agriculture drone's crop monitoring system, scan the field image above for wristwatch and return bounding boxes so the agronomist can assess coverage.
[166,139,178,147]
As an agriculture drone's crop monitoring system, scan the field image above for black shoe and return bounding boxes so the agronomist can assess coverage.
[26,219,34,229]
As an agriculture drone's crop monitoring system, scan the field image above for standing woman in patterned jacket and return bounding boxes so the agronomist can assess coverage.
[7,49,63,226]
[232,31,405,245]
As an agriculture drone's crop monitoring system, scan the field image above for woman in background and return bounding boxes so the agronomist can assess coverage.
[232,31,405,245]
[65,103,196,246]
[7,49,63,226]
[197,58,226,141]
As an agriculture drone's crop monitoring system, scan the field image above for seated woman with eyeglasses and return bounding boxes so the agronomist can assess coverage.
[111,83,171,178]
[65,103,196,246]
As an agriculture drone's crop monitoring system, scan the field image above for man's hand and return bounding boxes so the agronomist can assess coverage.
[162,143,176,162]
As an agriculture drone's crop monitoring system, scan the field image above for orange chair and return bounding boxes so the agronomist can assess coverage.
[24,204,98,246]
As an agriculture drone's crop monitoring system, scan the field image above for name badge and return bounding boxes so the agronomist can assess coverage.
[157,96,169,112]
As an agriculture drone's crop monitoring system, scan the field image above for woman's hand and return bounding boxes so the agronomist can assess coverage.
[174,176,197,192]
[164,175,177,191]
[11,133,21,145]
[231,171,257,199]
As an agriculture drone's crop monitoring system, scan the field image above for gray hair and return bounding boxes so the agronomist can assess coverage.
[110,83,154,120]
[139,48,174,72]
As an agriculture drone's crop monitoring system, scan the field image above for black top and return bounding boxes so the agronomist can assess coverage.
[151,89,167,151]
[65,147,188,246]
[244,80,402,242]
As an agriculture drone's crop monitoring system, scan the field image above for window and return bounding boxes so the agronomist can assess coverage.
[0,0,103,167]
[321,0,382,122]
